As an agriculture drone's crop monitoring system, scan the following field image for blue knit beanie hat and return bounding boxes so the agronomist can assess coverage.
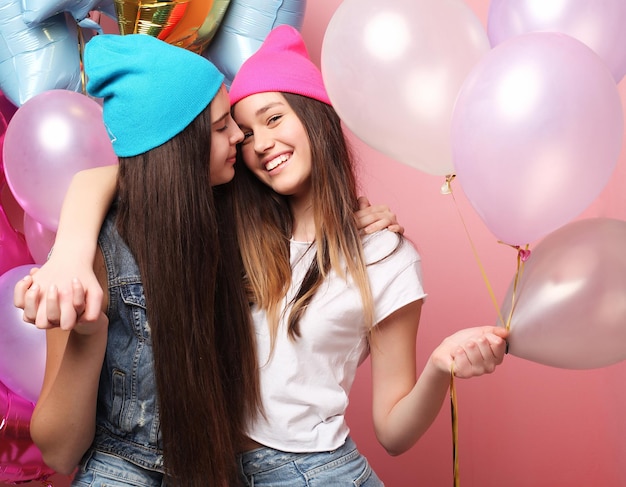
[85,34,224,157]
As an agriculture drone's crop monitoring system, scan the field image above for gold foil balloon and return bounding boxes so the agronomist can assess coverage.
[114,0,191,40]
[166,0,231,53]
[113,0,231,53]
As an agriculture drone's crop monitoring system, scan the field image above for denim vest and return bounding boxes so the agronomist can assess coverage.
[91,209,164,472]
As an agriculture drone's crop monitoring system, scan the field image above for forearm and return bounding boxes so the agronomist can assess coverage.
[374,325,508,455]
[52,165,118,262]
[22,166,117,326]
[31,326,108,474]
[374,359,450,456]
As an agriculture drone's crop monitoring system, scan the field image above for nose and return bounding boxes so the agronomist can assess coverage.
[253,129,274,154]
[231,124,244,145]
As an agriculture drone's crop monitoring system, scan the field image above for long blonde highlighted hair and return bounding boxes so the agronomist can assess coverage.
[231,93,375,350]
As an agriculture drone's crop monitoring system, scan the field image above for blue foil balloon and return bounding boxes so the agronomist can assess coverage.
[0,0,82,106]
[21,0,116,24]
[203,0,306,87]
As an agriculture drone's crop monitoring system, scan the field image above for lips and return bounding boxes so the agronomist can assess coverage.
[264,153,291,171]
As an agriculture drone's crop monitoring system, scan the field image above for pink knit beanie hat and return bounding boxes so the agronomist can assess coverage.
[229,25,331,106]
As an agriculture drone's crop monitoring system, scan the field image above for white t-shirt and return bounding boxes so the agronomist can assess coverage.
[246,229,427,452]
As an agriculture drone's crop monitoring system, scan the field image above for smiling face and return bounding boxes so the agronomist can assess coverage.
[209,85,244,186]
[233,92,313,199]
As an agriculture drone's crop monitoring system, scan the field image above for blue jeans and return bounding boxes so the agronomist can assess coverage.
[72,450,165,487]
[237,436,384,486]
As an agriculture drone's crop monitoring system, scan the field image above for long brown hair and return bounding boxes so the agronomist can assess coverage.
[231,93,375,349]
[116,106,259,486]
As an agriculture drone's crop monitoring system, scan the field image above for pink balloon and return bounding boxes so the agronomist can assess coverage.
[0,92,18,124]
[0,381,55,483]
[0,121,6,183]
[0,189,34,276]
[23,213,56,265]
[0,183,25,234]
[451,32,623,246]
[3,89,118,231]
[321,0,490,176]
[500,218,626,370]
[488,0,626,83]
[1,380,33,441]
[0,265,47,403]
[0,92,18,187]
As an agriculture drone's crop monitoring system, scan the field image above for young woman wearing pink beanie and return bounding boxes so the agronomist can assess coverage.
[225,25,506,486]
[17,26,507,486]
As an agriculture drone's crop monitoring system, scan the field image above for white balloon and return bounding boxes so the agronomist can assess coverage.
[321,0,490,176]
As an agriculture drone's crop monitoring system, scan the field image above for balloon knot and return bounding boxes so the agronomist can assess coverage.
[497,241,532,261]
[518,248,531,261]
[440,174,456,195]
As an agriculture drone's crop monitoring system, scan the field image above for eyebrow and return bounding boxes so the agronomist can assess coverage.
[254,101,285,117]
[235,100,287,130]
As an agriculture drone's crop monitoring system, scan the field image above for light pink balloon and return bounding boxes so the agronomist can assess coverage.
[23,213,56,265]
[321,0,490,176]
[0,264,47,403]
[3,89,117,231]
[500,218,626,370]
[452,32,623,246]
[488,0,626,83]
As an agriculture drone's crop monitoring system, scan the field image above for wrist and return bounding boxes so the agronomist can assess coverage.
[426,351,454,379]
[72,314,109,337]
[47,239,97,263]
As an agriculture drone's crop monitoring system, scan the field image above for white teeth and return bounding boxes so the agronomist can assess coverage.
[265,154,290,171]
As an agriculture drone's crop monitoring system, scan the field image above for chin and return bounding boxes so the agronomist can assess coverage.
[212,168,235,186]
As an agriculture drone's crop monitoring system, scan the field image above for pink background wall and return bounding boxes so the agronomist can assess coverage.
[4,1,626,486]
[302,2,626,486]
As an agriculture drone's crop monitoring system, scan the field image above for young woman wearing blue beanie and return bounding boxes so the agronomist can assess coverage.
[17,34,260,487]
[17,27,507,486]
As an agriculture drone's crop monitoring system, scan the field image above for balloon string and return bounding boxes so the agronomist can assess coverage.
[442,175,505,326]
[450,363,459,487]
[497,243,529,332]
[442,175,530,485]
